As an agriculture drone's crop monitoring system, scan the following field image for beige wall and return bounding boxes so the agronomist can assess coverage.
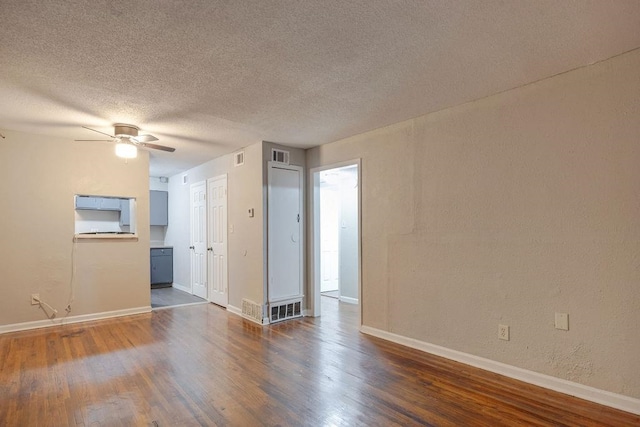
[0,131,151,326]
[166,142,265,308]
[167,141,306,312]
[306,50,640,398]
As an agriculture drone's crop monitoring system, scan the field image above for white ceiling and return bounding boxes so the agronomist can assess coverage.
[1,1,639,177]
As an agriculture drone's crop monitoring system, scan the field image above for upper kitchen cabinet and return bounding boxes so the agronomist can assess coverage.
[150,190,168,226]
[75,195,123,211]
[119,199,131,226]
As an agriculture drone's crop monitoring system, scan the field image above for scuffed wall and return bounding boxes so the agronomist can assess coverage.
[306,50,640,398]
[0,132,151,326]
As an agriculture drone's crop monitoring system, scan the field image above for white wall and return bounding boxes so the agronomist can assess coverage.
[338,166,358,300]
[319,183,340,292]
[149,176,168,191]
[306,50,640,399]
[0,131,151,327]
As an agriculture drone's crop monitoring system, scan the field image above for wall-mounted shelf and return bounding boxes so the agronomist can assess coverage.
[74,234,139,241]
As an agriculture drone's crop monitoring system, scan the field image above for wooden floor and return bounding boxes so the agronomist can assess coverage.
[0,298,637,426]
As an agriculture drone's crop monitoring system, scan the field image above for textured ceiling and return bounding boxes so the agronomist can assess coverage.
[1,1,639,176]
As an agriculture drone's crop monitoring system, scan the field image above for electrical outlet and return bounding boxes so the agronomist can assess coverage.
[31,294,40,305]
[498,324,510,341]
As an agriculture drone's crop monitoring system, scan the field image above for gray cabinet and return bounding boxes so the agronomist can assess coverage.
[75,196,122,211]
[150,190,168,226]
[100,197,121,210]
[151,248,173,285]
[119,199,131,226]
[75,196,100,210]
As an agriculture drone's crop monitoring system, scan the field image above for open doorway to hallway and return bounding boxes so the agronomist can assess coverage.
[311,161,360,320]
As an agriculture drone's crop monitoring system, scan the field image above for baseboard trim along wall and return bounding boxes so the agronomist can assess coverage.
[339,296,359,305]
[172,282,191,293]
[0,306,152,335]
[360,326,640,416]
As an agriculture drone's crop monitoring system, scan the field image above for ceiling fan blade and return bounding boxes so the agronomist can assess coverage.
[82,126,115,138]
[139,142,175,152]
[132,134,158,143]
[74,139,113,141]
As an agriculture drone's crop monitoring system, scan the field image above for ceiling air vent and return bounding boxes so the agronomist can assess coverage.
[271,148,290,165]
[234,151,245,167]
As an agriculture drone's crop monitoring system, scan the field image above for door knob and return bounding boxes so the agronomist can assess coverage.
[207,247,213,251]
[189,246,195,250]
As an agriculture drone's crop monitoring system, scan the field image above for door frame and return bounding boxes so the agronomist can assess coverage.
[308,159,361,323]
[207,174,229,307]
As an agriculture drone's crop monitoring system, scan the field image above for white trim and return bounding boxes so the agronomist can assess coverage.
[152,301,208,311]
[227,304,269,325]
[0,306,151,334]
[360,326,640,416]
[172,282,191,294]
[339,296,359,305]
[227,304,242,317]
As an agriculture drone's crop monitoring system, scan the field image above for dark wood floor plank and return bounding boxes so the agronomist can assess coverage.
[0,297,638,426]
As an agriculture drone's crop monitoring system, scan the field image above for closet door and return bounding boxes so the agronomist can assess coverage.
[268,163,303,302]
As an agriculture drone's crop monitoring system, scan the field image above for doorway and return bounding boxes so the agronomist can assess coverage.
[310,161,360,319]
[189,177,229,303]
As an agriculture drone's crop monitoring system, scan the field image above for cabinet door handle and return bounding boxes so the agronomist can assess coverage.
[189,246,195,250]
[207,247,213,251]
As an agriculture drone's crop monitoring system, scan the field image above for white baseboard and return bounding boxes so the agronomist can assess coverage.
[339,296,359,305]
[172,282,191,293]
[0,306,152,334]
[360,326,640,416]
[227,304,269,325]
[227,304,242,317]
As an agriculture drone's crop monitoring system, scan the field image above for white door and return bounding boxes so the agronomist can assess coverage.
[207,175,228,307]
[190,181,207,299]
[268,164,303,302]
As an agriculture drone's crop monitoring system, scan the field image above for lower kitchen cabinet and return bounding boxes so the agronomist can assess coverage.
[151,248,173,286]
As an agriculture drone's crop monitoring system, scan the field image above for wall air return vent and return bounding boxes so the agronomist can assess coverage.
[234,151,245,167]
[269,299,302,323]
[271,148,290,165]
[242,298,263,323]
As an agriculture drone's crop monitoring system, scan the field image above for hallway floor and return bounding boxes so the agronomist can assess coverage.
[151,286,206,309]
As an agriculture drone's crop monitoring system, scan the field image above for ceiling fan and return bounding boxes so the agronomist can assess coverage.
[76,124,175,158]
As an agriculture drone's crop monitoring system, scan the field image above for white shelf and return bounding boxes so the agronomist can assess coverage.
[74,234,138,241]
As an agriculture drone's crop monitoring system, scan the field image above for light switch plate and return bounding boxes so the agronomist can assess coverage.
[555,313,569,330]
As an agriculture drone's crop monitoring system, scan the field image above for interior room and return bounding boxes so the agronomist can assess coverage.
[1,1,639,425]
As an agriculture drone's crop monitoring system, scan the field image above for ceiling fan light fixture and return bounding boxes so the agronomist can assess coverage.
[115,142,138,159]
[114,123,139,138]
